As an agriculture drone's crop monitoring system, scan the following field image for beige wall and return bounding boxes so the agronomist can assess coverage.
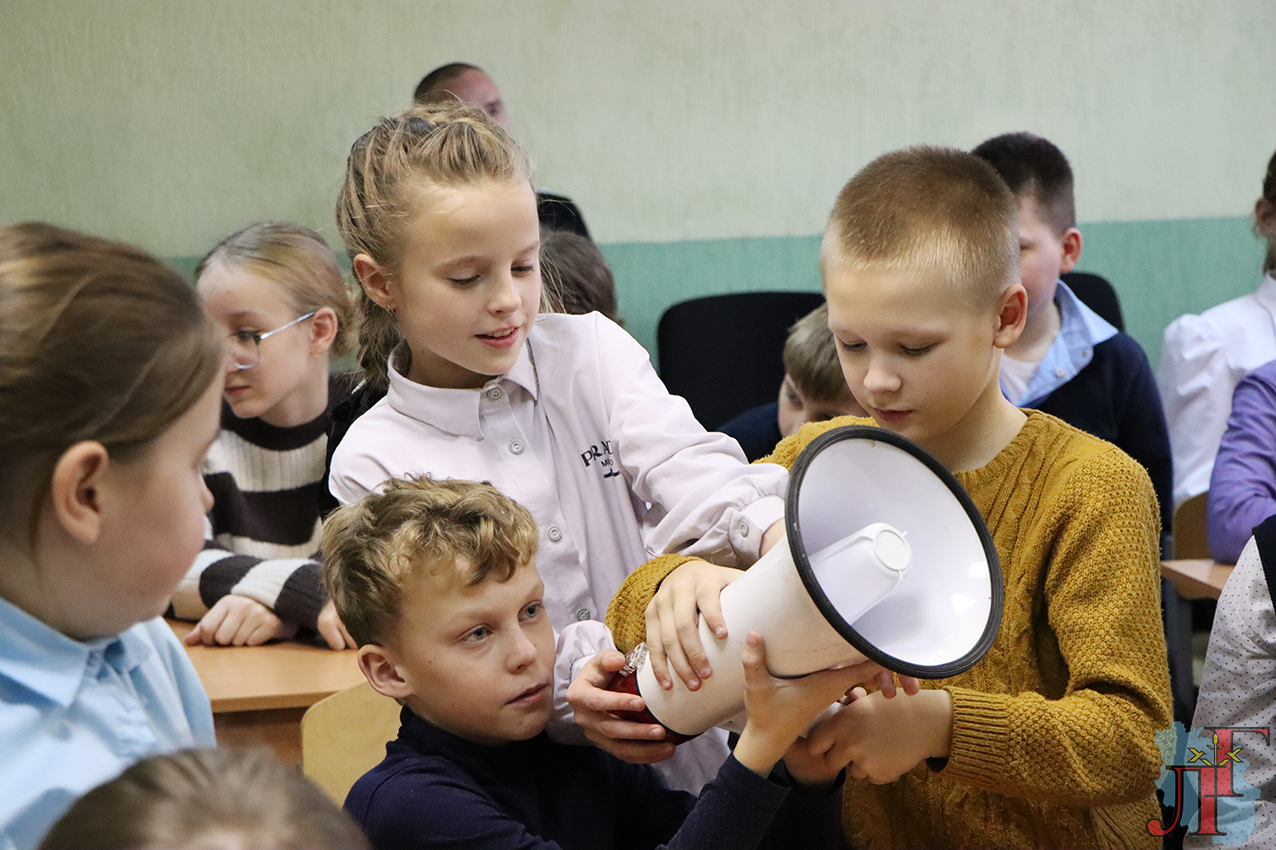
[2,0,1273,257]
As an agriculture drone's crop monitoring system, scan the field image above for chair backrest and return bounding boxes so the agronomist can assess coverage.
[657,291,825,430]
[1172,492,1210,560]
[300,681,401,804]
[1060,271,1125,332]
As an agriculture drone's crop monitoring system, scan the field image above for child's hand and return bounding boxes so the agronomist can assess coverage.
[779,667,921,787]
[316,599,356,650]
[644,560,743,692]
[872,669,922,699]
[185,595,298,647]
[566,649,677,765]
[731,632,867,778]
[801,686,953,784]
[782,703,854,788]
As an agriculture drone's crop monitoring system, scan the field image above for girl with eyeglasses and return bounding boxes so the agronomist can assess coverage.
[171,221,359,650]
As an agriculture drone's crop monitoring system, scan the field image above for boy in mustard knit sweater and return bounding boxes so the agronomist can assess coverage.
[570,147,1173,849]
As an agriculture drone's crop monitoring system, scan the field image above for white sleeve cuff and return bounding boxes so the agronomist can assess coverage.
[730,492,786,565]
[545,620,616,745]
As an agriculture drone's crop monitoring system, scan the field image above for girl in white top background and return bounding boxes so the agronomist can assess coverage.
[327,102,789,792]
[1158,147,1276,507]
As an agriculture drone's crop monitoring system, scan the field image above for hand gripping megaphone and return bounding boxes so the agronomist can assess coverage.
[611,425,1002,741]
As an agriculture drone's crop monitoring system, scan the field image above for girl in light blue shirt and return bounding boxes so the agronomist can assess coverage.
[0,224,224,849]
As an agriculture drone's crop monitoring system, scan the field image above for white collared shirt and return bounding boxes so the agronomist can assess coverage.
[1158,274,1276,506]
[330,313,785,794]
[330,312,787,633]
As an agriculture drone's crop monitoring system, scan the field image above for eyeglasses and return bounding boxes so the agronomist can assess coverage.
[225,312,316,370]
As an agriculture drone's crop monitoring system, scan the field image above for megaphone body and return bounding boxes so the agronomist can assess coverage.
[610,425,1002,741]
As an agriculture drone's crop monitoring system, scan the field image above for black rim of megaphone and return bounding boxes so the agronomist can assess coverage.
[785,424,1003,680]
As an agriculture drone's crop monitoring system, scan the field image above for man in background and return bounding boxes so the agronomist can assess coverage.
[415,63,591,238]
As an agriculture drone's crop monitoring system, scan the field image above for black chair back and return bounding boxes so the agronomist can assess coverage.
[657,291,825,430]
[1060,271,1124,332]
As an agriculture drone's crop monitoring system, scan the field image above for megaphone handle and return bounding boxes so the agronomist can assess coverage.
[606,643,700,745]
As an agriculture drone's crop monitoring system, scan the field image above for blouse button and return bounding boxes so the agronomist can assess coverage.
[486,386,503,401]
[510,440,525,455]
[547,526,563,542]
[738,520,751,537]
[576,608,592,621]
[1054,368,1066,378]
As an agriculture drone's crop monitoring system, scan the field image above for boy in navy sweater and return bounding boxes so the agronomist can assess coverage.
[321,475,860,850]
[971,132,1172,532]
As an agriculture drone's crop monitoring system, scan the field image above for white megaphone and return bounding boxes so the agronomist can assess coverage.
[609,425,1002,741]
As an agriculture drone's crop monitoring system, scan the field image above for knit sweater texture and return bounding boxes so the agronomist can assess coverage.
[606,411,1173,849]
[170,373,354,630]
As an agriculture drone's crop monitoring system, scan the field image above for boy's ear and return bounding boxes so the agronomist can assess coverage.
[993,284,1028,349]
[48,441,111,545]
[1256,198,1276,239]
[358,643,413,700]
[308,306,339,355]
[352,254,395,314]
[1059,228,1083,274]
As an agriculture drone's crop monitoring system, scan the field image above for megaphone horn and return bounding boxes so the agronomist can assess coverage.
[609,425,1002,741]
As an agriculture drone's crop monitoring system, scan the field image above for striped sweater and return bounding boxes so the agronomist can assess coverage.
[169,374,354,630]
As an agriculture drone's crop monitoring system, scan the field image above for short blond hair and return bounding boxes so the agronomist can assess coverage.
[820,146,1018,309]
[782,304,853,404]
[321,476,539,647]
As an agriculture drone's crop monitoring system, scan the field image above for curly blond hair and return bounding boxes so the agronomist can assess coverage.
[321,476,539,647]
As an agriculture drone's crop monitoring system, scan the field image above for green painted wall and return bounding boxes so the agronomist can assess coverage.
[1081,216,1268,366]
[600,216,1267,370]
[5,1,1273,246]
[167,213,1266,373]
[5,1,1275,372]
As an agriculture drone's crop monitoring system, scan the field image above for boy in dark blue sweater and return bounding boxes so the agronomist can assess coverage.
[321,475,857,850]
[971,132,1172,532]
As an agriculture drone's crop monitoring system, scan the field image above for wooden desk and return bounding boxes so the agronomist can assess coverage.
[168,620,365,766]
[1161,559,1235,601]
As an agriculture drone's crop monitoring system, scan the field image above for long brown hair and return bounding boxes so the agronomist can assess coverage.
[0,223,221,540]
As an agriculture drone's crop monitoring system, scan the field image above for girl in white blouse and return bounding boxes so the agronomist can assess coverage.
[327,102,789,793]
[1158,147,1276,507]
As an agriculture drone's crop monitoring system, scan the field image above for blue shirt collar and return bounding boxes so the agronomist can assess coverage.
[1056,279,1118,347]
[0,595,153,708]
[1007,280,1119,408]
